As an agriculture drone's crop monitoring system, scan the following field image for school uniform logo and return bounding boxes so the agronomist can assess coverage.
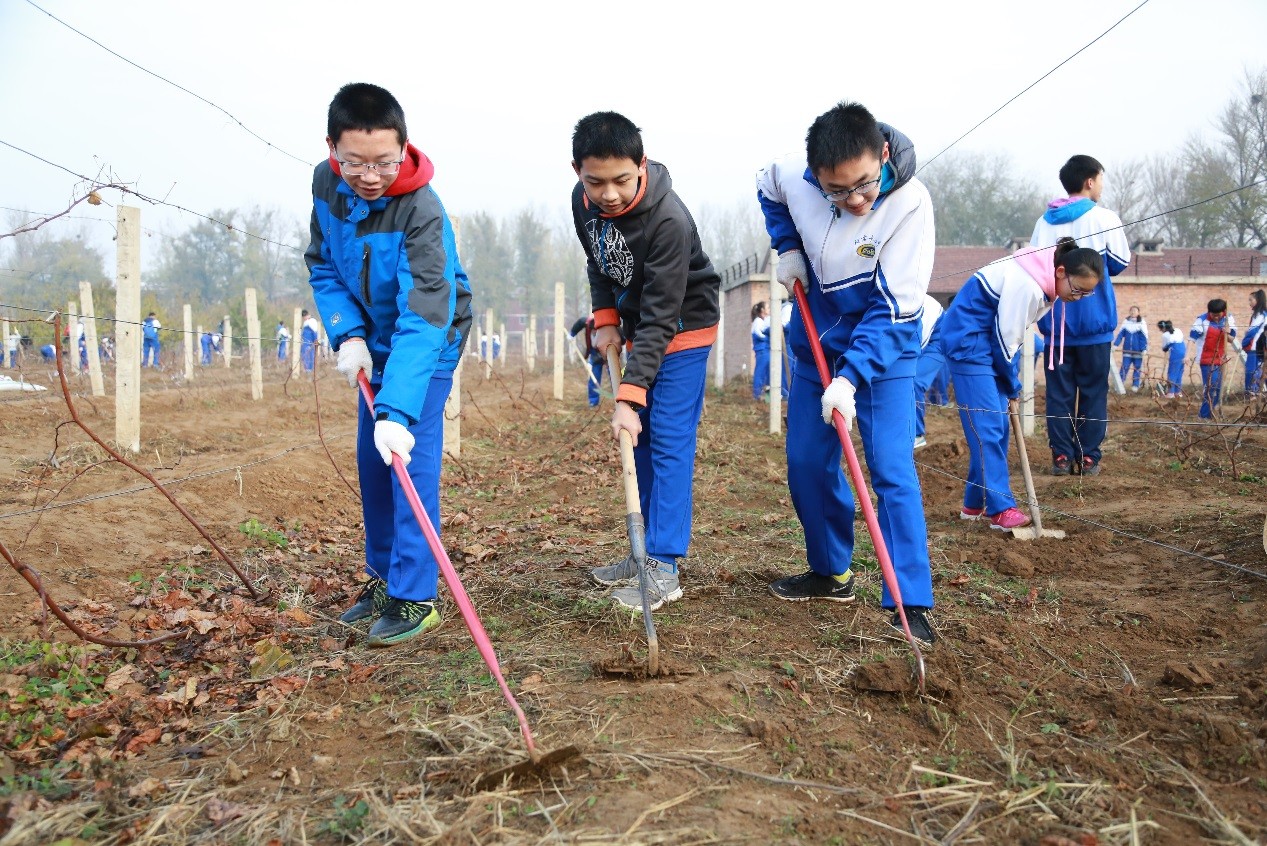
[856,243,876,259]
[585,219,634,287]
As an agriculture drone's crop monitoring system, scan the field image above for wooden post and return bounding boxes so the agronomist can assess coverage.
[768,253,783,435]
[290,307,302,378]
[553,282,565,400]
[78,281,104,397]
[444,215,463,459]
[183,304,194,380]
[527,314,537,373]
[244,288,263,400]
[67,300,80,375]
[222,315,232,368]
[115,206,141,453]
[714,288,726,389]
[1021,330,1035,435]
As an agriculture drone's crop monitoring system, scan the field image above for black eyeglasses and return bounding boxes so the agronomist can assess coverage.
[336,157,404,176]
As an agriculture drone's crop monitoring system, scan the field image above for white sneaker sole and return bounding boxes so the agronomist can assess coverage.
[959,511,983,521]
[613,586,682,612]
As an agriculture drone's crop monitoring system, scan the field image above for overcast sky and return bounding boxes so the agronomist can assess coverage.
[2,0,1265,271]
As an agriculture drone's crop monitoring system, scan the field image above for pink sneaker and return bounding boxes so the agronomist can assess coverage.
[988,507,1032,531]
[959,506,984,521]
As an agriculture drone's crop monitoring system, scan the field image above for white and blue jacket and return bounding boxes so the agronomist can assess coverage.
[1114,319,1148,354]
[1031,199,1130,346]
[305,155,473,427]
[1242,311,1267,352]
[756,124,933,386]
[940,254,1052,398]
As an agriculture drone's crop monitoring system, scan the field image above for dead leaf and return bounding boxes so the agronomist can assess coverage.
[127,776,166,798]
[223,760,247,785]
[205,796,248,827]
[103,665,137,691]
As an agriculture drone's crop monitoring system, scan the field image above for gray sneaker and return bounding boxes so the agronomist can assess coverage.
[611,559,682,612]
[590,554,637,587]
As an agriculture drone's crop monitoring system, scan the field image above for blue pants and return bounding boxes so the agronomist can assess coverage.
[1199,363,1224,418]
[948,368,1015,514]
[142,338,160,367]
[785,357,933,609]
[631,346,710,570]
[1119,352,1142,388]
[1245,351,1260,393]
[1044,342,1110,463]
[913,341,947,438]
[753,347,770,399]
[1165,355,1184,395]
[278,339,288,361]
[357,372,452,601]
[301,342,316,371]
[6,351,14,368]
[587,355,604,406]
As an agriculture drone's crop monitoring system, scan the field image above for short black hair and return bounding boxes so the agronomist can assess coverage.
[805,102,886,174]
[1053,236,1102,278]
[1157,320,1173,332]
[572,112,643,165]
[1058,155,1103,195]
[327,83,408,147]
[1208,298,1227,314]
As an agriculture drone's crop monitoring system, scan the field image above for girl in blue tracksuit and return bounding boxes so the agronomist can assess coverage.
[913,295,946,446]
[1113,306,1148,391]
[1242,290,1266,394]
[751,301,770,400]
[1158,321,1186,398]
[940,238,1104,530]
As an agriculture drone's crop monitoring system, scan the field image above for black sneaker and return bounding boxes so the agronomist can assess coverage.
[339,577,387,624]
[1052,455,1071,476]
[769,571,855,603]
[366,598,441,647]
[888,607,936,646]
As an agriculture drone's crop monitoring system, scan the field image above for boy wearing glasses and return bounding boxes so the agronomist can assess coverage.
[306,82,473,646]
[571,111,721,612]
[1029,155,1131,477]
[756,101,936,645]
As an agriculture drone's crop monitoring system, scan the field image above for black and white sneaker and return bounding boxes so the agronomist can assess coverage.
[769,571,855,603]
[888,607,936,646]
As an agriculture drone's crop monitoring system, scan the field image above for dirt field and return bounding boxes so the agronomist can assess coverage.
[1,356,1265,845]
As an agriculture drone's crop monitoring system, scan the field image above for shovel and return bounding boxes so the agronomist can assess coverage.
[1008,403,1066,540]
[791,282,926,692]
[603,344,661,677]
[356,374,579,786]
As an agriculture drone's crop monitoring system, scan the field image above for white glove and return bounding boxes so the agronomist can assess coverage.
[336,338,373,388]
[821,377,856,430]
[373,420,414,466]
[776,250,808,297]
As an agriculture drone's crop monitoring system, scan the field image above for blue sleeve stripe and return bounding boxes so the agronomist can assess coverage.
[758,190,803,254]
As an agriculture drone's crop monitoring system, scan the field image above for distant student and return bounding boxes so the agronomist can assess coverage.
[570,315,606,407]
[39,343,56,363]
[571,111,720,612]
[912,294,945,449]
[1242,289,1266,394]
[1113,306,1147,392]
[751,301,770,401]
[5,330,19,369]
[276,321,290,361]
[1158,320,1186,398]
[941,238,1104,529]
[76,321,88,368]
[1031,155,1131,477]
[300,309,320,371]
[142,312,161,368]
[491,333,502,361]
[1190,298,1236,419]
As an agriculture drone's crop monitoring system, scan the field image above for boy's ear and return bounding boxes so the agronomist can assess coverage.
[326,136,336,155]
[572,160,582,177]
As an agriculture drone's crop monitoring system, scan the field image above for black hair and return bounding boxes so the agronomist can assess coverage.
[572,112,643,165]
[805,102,886,174]
[751,302,767,320]
[327,83,408,147]
[1157,320,1174,333]
[1208,298,1227,314]
[1252,289,1267,316]
[1052,236,1102,278]
[302,309,309,316]
[1058,155,1104,195]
